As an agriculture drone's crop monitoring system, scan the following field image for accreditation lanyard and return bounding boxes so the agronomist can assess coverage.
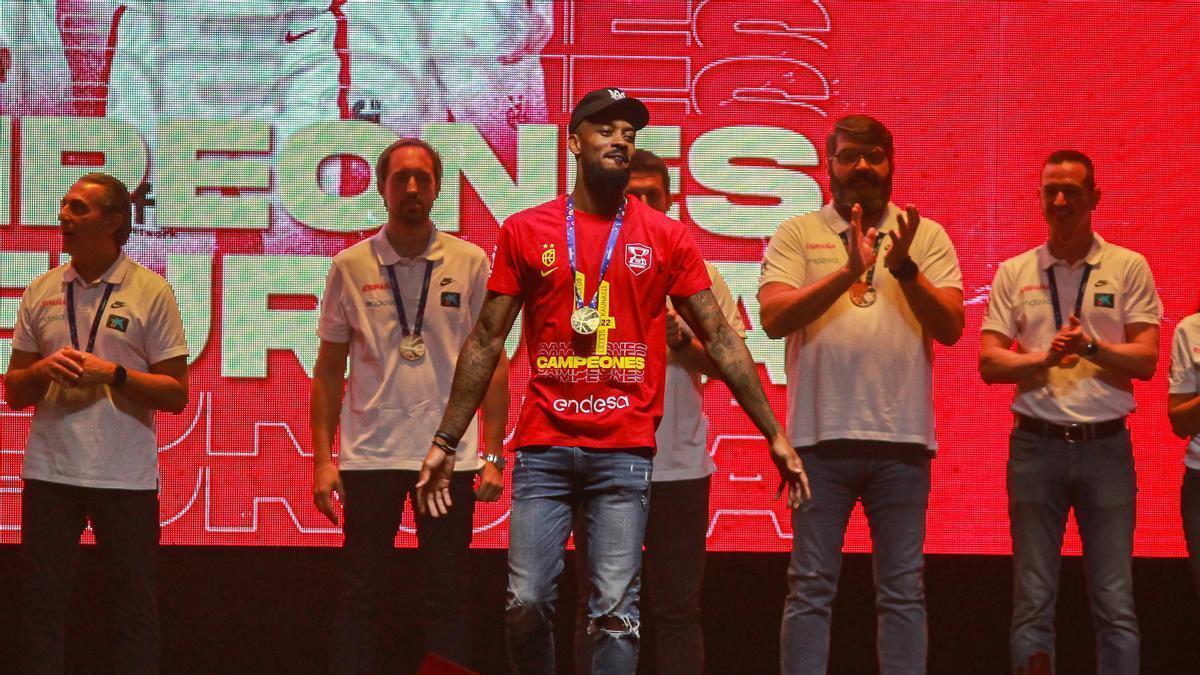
[384,259,434,338]
[66,281,116,353]
[565,196,626,312]
[838,229,886,286]
[1046,262,1093,328]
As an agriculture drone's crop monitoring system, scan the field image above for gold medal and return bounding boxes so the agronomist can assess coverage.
[571,306,601,335]
[849,280,877,308]
[1058,354,1080,368]
[398,334,426,361]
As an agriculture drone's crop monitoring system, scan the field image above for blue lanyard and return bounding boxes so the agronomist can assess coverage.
[66,281,116,353]
[1046,263,1093,328]
[838,229,886,285]
[565,196,626,310]
[384,259,434,337]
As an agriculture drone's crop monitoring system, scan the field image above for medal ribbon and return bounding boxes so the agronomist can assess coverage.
[838,228,886,288]
[384,259,434,338]
[565,196,626,311]
[66,281,116,353]
[1046,262,1093,328]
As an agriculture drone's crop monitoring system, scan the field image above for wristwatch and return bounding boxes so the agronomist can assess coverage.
[1083,340,1099,358]
[889,257,919,282]
[482,453,506,470]
[112,365,128,388]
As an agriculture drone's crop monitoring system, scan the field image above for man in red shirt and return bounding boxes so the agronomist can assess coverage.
[418,88,809,674]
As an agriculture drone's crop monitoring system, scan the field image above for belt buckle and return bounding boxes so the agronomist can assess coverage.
[1063,423,1088,444]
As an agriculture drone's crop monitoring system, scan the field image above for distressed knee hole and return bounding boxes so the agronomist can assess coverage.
[587,613,640,638]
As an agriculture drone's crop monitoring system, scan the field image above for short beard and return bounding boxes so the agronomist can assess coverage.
[831,169,892,216]
[581,158,630,206]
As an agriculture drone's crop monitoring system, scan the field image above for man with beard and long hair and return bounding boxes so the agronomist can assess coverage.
[759,115,964,674]
[416,88,811,674]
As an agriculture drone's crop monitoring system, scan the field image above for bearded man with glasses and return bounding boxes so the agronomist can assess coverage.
[759,115,965,674]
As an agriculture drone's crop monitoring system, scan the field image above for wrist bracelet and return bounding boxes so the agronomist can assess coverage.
[433,431,459,453]
[432,438,456,454]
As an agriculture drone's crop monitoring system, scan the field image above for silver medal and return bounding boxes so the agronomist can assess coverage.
[398,334,427,361]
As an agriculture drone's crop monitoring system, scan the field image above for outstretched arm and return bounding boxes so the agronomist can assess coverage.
[676,289,811,508]
[417,291,523,516]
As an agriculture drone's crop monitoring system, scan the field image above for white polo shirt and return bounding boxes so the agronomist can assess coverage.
[654,262,745,482]
[759,201,963,451]
[1168,314,1200,470]
[11,253,189,490]
[981,233,1161,424]
[317,228,488,471]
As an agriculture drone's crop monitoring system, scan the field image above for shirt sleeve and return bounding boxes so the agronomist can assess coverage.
[487,219,524,297]
[709,265,746,337]
[916,220,963,291]
[758,217,807,289]
[468,247,489,324]
[10,285,41,353]
[666,222,712,299]
[316,259,351,343]
[144,283,189,365]
[1122,254,1163,325]
[980,261,1017,340]
[1170,320,1199,395]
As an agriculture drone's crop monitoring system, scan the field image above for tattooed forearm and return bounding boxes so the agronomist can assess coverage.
[435,292,521,443]
[678,290,782,440]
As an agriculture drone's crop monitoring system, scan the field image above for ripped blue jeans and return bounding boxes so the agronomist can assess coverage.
[506,445,652,675]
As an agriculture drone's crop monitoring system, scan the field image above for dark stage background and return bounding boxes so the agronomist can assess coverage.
[0,546,1197,674]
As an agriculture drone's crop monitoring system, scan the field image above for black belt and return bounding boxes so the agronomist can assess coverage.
[1015,414,1126,443]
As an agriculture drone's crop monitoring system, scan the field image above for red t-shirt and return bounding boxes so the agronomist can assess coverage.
[489,195,712,451]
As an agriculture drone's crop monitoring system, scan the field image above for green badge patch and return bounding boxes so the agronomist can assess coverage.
[441,291,461,308]
[1094,293,1115,308]
[106,315,130,332]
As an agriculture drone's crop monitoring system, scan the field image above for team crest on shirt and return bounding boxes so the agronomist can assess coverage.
[625,243,651,276]
[541,243,557,267]
[1094,293,1115,308]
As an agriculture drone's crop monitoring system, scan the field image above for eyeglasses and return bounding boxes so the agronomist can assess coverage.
[833,148,889,166]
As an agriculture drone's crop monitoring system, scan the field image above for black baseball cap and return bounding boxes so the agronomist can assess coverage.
[568,88,650,132]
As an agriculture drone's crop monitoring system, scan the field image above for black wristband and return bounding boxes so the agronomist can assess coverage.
[889,257,919,282]
[112,365,128,388]
[433,430,460,451]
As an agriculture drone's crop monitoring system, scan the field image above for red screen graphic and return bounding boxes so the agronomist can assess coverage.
[0,1,1196,555]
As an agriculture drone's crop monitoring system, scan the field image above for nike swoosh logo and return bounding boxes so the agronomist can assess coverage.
[285,28,316,43]
[541,267,557,277]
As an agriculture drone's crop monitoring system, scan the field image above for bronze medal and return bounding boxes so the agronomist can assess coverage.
[849,281,876,308]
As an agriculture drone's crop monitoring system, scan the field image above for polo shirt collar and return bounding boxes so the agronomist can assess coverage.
[62,251,132,287]
[821,201,899,235]
[371,226,444,266]
[1036,232,1106,270]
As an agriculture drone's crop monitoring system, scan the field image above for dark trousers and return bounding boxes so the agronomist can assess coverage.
[330,470,476,674]
[574,475,711,675]
[1182,468,1200,600]
[20,478,160,675]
